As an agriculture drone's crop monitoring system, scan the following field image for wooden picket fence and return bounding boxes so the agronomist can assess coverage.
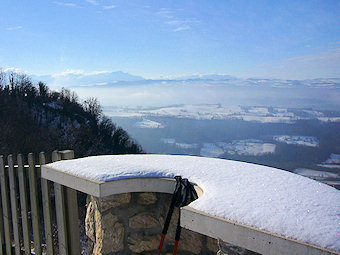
[0,150,81,255]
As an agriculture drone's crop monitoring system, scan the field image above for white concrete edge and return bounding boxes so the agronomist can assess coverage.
[181,207,338,255]
[100,177,176,196]
[42,165,203,197]
[100,178,204,197]
[41,165,103,196]
[41,166,338,255]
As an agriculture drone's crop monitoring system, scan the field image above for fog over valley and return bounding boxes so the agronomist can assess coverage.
[33,71,340,184]
[53,75,340,110]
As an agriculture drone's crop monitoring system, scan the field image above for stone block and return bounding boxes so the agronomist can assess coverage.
[85,201,95,242]
[179,229,202,254]
[128,233,161,253]
[101,212,125,253]
[90,206,125,254]
[129,212,160,229]
[207,237,219,252]
[137,192,157,205]
[99,193,131,211]
[162,208,202,254]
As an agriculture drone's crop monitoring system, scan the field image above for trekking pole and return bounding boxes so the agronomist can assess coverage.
[158,176,183,255]
[158,176,198,255]
[173,210,181,255]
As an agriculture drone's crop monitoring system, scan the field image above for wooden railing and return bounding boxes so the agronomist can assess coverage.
[0,150,80,255]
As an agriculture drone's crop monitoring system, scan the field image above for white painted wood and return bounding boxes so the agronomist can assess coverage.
[0,156,11,255]
[39,152,54,255]
[42,165,102,196]
[181,207,338,255]
[59,150,74,160]
[0,186,4,255]
[28,153,42,254]
[54,183,68,255]
[52,151,68,255]
[59,150,81,255]
[0,156,12,255]
[8,155,21,255]
[100,177,176,196]
[17,154,31,254]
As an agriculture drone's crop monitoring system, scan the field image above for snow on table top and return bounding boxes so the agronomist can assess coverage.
[47,154,340,252]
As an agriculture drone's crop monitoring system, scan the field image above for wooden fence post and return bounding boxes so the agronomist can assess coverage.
[17,154,31,254]
[0,150,80,255]
[28,153,42,255]
[59,150,81,255]
[0,186,4,255]
[8,155,21,255]
[0,156,11,255]
[0,156,7,255]
[52,150,69,255]
[40,152,54,255]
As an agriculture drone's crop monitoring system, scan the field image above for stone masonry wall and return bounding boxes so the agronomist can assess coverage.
[85,192,219,255]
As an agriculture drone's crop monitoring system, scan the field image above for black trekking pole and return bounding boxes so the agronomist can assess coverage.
[158,176,183,255]
[158,176,199,255]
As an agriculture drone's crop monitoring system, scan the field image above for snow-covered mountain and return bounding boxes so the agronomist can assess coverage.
[29,69,340,89]
[8,68,337,109]
[32,71,144,88]
[173,74,236,81]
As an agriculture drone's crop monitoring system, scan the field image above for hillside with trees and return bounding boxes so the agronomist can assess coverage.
[0,70,143,157]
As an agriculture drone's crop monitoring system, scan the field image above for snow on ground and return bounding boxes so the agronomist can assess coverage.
[273,135,319,147]
[134,119,164,128]
[302,110,324,117]
[47,155,340,252]
[104,107,144,117]
[104,104,340,124]
[146,105,243,120]
[160,138,176,144]
[46,102,63,110]
[146,105,298,123]
[248,107,269,115]
[324,154,340,164]
[317,164,340,169]
[217,140,276,156]
[318,154,340,169]
[200,143,225,157]
[318,117,340,122]
[176,143,199,149]
[161,138,198,149]
[294,168,339,179]
[240,115,295,123]
[162,139,276,156]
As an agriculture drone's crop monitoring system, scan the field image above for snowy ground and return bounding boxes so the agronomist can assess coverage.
[134,119,164,128]
[200,143,225,157]
[161,138,276,157]
[217,140,276,156]
[294,168,339,179]
[273,135,319,147]
[160,138,198,149]
[104,104,340,124]
[318,154,340,169]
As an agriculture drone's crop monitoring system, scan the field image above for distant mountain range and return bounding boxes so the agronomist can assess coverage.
[31,71,144,88]
[31,71,340,89]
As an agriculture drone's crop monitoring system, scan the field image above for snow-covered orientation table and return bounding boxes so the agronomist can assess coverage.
[42,154,340,255]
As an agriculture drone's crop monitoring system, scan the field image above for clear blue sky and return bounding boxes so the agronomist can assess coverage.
[1,0,339,79]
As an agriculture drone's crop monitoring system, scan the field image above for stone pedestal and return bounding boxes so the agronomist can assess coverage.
[85,192,219,255]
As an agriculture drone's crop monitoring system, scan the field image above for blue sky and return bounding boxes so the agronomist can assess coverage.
[1,0,339,79]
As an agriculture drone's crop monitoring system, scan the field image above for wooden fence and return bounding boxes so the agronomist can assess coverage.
[0,150,81,255]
